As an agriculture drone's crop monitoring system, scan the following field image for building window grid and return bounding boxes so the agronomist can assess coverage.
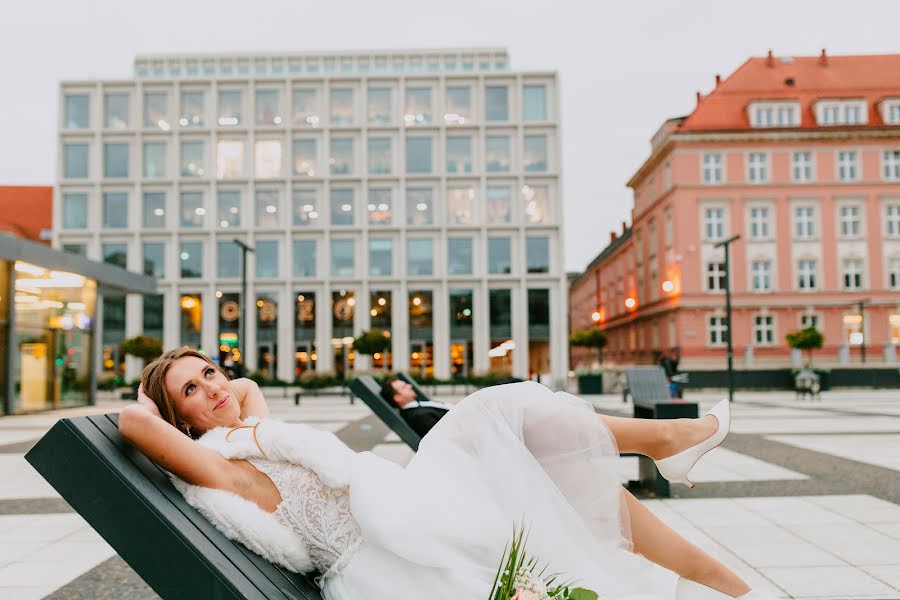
[753,315,775,345]
[883,150,900,181]
[707,315,727,346]
[842,258,863,290]
[702,153,723,184]
[706,262,726,292]
[837,150,859,181]
[751,260,772,291]
[703,207,725,241]
[887,205,900,237]
[749,207,770,239]
[747,152,769,183]
[794,206,816,239]
[792,151,813,182]
[839,205,861,238]
[888,258,900,289]
[797,259,817,290]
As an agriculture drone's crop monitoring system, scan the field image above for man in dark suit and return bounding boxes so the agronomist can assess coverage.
[379,376,455,438]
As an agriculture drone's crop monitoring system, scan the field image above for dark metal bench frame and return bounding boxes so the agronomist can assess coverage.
[348,375,422,451]
[25,414,323,600]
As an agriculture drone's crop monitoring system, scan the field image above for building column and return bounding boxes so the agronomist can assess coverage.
[354,288,371,372]
[124,293,143,381]
[550,278,569,388]
[163,288,179,351]
[201,288,217,360]
[512,284,528,379]
[315,287,333,373]
[433,283,450,380]
[393,283,410,373]
[277,287,294,383]
[94,294,104,378]
[244,283,257,374]
[473,284,489,373]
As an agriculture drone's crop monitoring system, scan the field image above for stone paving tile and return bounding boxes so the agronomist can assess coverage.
[768,433,900,471]
[758,565,899,599]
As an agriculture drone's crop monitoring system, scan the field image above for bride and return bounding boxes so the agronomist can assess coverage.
[120,347,774,600]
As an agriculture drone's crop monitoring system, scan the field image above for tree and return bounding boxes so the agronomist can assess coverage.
[122,335,163,366]
[569,327,607,366]
[785,327,824,368]
[352,329,391,368]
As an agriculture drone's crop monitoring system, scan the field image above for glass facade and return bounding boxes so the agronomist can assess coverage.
[105,93,130,129]
[180,191,205,227]
[330,138,354,175]
[217,241,241,278]
[64,143,89,178]
[256,294,278,377]
[180,242,203,278]
[330,239,355,277]
[449,289,474,378]
[367,88,392,124]
[369,239,393,276]
[255,190,281,227]
[330,189,354,225]
[143,141,167,178]
[485,85,509,121]
[142,243,165,278]
[367,138,392,174]
[292,240,316,277]
[143,192,166,227]
[448,238,473,275]
[523,85,547,121]
[293,139,317,176]
[103,192,128,228]
[104,143,129,178]
[218,89,242,126]
[407,239,433,276]
[446,136,472,173]
[217,190,241,228]
[487,185,512,223]
[406,137,432,173]
[488,237,512,274]
[485,135,511,172]
[294,291,317,376]
[526,236,550,273]
[367,188,392,225]
[408,290,433,377]
[523,134,548,171]
[293,89,319,126]
[180,294,202,347]
[62,193,88,229]
[181,140,206,176]
[330,88,354,125]
[255,240,279,278]
[292,189,319,226]
[65,94,90,129]
[406,187,433,225]
[144,92,169,129]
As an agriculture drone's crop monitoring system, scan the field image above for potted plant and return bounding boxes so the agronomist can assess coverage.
[569,328,607,394]
[121,335,163,398]
[786,327,828,391]
[352,329,391,370]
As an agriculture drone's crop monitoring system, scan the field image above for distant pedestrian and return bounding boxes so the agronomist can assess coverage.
[659,348,680,398]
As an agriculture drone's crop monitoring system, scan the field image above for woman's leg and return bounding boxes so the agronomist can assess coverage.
[622,489,751,597]
[600,414,717,459]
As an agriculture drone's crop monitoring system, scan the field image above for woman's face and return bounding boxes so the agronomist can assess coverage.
[164,356,240,434]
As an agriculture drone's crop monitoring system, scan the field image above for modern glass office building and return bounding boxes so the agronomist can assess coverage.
[54,49,567,385]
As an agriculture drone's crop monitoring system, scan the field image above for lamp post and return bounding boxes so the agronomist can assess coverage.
[233,239,254,375]
[713,234,740,403]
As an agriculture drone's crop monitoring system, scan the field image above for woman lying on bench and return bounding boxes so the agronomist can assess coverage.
[120,346,773,600]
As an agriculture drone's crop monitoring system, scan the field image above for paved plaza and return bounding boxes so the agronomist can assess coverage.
[0,388,899,599]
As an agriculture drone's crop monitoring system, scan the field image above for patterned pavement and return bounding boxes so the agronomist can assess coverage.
[1,388,899,599]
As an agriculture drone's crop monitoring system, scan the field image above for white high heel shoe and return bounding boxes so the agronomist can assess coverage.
[676,578,778,600]
[655,398,731,488]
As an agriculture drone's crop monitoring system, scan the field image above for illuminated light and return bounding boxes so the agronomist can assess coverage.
[14,262,46,276]
[339,290,346,296]
[625,297,637,309]
[501,340,515,350]
[220,344,229,352]
[67,302,86,310]
[179,117,189,126]
[154,208,165,216]
[220,332,239,343]
[265,204,277,214]
[850,332,864,345]
[220,220,229,227]
[180,252,190,260]
[411,352,420,360]
[158,120,171,131]
[370,309,377,316]
[368,204,376,211]
[256,300,264,307]
[412,297,421,306]
[662,280,675,293]
[347,297,356,306]
[218,117,239,126]
[342,336,354,345]
[215,290,223,298]
[373,353,381,359]
[462,308,471,316]
[302,204,314,212]
[310,353,317,360]
[15,295,38,303]
[195,207,206,216]
[378,297,386,306]
[273,116,283,125]
[308,211,319,219]
[340,204,352,212]
[297,294,305,302]
[181,297,197,309]
[229,206,239,214]
[591,311,601,322]
[378,203,389,211]
[416,202,427,211]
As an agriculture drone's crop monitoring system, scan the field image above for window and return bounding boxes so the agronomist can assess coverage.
[367,188,392,225]
[883,150,900,181]
[444,86,471,124]
[255,240,279,278]
[797,259,817,290]
[838,151,859,181]
[523,184,550,224]
[817,100,867,126]
[526,236,550,273]
[255,190,280,227]
[143,92,169,129]
[329,88,354,125]
[406,137,433,173]
[103,192,128,228]
[217,89,242,126]
[62,193,88,229]
[180,192,205,227]
[702,153,723,184]
[487,185,512,223]
[180,91,205,127]
[703,207,725,240]
[844,314,864,346]
[891,314,900,345]
[105,93,129,129]
[292,139,317,176]
[747,152,768,183]
[368,239,393,276]
[447,186,475,224]
[792,151,813,182]
[523,134,548,172]
[367,87,392,125]
[367,138,392,174]
[706,262,726,292]
[216,241,240,278]
[406,187,434,225]
[842,258,863,289]
[750,102,798,127]
[665,210,673,247]
[523,85,547,121]
[887,204,900,236]
[707,315,727,346]
[62,138,94,176]
[330,188,354,225]
[485,85,509,121]
[448,238,473,275]
[216,140,244,179]
[407,239,433,275]
[143,141,166,178]
[446,136,472,173]
[63,243,86,256]
[485,135,511,172]
[142,243,165,278]
[888,258,900,289]
[293,88,319,126]
[292,189,319,226]
[255,90,282,126]
[329,138,354,175]
[292,240,317,277]
[104,143,129,178]
[254,140,282,178]
[217,190,241,228]
[404,87,432,125]
[488,237,512,274]
[794,206,815,239]
[103,243,128,269]
[800,313,819,330]
[64,94,89,129]
[839,205,861,237]
[753,315,774,345]
[180,242,203,278]
[751,260,771,291]
[749,207,769,239]
[143,192,166,227]
[330,239,355,277]
[181,141,206,177]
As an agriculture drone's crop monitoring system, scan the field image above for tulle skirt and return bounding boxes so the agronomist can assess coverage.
[324,381,676,599]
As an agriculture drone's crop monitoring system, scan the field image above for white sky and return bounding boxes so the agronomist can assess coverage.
[2,0,899,271]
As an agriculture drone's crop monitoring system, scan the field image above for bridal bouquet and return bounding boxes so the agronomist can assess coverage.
[489,525,598,600]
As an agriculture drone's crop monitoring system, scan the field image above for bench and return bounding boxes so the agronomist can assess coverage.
[293,382,354,406]
[25,414,324,599]
[625,366,699,498]
[348,376,422,451]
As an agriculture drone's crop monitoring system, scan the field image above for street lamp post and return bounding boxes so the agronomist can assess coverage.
[233,239,254,376]
[713,234,740,404]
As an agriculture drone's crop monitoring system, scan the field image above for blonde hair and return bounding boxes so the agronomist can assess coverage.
[140,347,226,437]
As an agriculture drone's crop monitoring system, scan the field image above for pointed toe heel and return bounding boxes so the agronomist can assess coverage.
[654,399,731,486]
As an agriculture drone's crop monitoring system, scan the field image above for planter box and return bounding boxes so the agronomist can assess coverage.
[577,374,604,394]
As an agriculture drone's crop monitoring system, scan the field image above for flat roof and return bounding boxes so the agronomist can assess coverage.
[0,235,157,295]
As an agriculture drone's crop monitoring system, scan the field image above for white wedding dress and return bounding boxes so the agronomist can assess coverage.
[244,381,677,599]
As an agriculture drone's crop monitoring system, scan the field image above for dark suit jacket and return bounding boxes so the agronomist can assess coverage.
[400,405,450,438]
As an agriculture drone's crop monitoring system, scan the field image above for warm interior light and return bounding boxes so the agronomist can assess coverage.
[662,280,675,293]
[625,297,637,309]
[591,311,601,322]
[181,297,197,309]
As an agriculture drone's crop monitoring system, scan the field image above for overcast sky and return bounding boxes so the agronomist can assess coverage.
[2,0,900,271]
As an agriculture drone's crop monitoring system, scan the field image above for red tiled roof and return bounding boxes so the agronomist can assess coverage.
[679,52,900,132]
[0,186,52,243]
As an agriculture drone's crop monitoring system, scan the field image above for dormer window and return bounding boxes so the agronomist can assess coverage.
[880,98,900,125]
[748,101,799,127]
[816,99,868,126]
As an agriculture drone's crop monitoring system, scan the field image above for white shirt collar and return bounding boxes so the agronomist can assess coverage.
[400,400,454,411]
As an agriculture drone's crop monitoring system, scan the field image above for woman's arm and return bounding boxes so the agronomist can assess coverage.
[230,378,270,419]
[119,403,234,490]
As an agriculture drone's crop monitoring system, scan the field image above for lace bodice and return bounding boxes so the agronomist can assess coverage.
[248,458,362,574]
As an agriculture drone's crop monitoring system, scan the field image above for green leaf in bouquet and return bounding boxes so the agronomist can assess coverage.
[568,588,599,600]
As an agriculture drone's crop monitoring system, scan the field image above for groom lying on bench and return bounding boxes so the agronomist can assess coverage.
[379,376,456,437]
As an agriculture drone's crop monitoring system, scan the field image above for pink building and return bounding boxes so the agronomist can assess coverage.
[576,51,900,372]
